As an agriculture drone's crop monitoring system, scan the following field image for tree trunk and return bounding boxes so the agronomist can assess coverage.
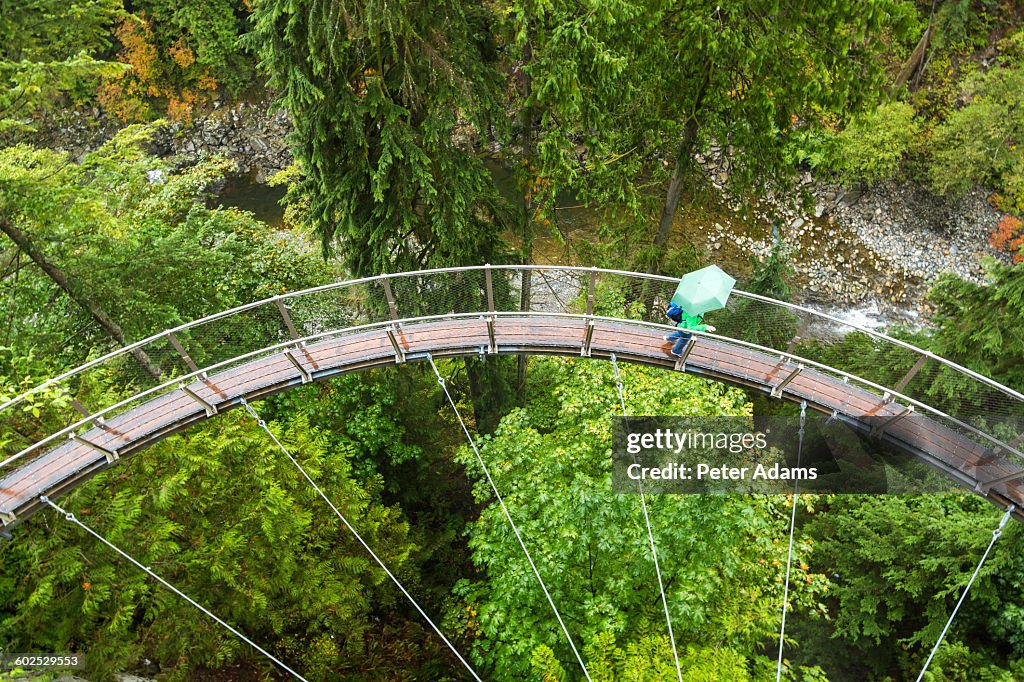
[0,217,162,380]
[516,10,536,401]
[893,26,931,93]
[3,250,20,346]
[648,61,712,275]
[0,246,18,277]
[648,119,698,274]
[465,357,506,434]
[652,134,690,252]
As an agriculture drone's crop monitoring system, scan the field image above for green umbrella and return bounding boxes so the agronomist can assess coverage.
[670,265,736,315]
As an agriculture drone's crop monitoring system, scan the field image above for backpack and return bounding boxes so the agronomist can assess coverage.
[665,303,684,323]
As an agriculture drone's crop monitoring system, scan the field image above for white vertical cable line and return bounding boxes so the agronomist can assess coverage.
[238,399,482,682]
[609,353,683,682]
[39,496,308,681]
[425,355,593,682]
[776,400,806,682]
[916,504,1015,682]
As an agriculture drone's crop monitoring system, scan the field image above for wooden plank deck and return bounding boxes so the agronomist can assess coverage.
[2,316,1022,527]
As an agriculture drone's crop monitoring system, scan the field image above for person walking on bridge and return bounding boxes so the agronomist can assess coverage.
[662,265,733,357]
[664,304,715,357]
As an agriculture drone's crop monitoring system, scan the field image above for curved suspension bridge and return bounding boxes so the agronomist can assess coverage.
[3,265,1023,527]
[2,265,1024,680]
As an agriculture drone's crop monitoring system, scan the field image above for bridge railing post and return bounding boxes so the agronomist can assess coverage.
[179,383,217,417]
[380,276,400,327]
[485,265,497,354]
[885,351,932,403]
[70,433,119,464]
[71,399,103,427]
[581,268,598,357]
[673,337,695,372]
[586,268,597,318]
[166,331,200,375]
[784,315,811,357]
[871,405,914,437]
[386,324,406,364]
[283,349,312,383]
[771,364,804,399]
[485,264,495,313]
[977,452,1024,491]
[275,298,300,341]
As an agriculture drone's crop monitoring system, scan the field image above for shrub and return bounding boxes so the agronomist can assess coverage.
[98,1,255,121]
[927,32,1024,210]
[833,101,921,186]
[98,14,219,121]
[990,214,1024,262]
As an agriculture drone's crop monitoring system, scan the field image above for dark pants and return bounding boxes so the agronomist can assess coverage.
[667,330,692,355]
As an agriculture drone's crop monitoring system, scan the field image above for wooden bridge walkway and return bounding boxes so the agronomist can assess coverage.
[3,316,1023,527]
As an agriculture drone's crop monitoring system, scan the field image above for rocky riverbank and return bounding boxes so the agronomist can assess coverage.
[22,100,292,183]
[698,151,1009,321]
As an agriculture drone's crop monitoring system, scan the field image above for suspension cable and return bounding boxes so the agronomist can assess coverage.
[39,496,308,681]
[425,354,593,682]
[238,399,481,682]
[776,400,806,682]
[609,353,683,682]
[915,504,1016,682]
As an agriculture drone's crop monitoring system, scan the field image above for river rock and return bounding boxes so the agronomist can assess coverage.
[17,100,294,183]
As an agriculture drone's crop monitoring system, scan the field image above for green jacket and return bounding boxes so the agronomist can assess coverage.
[677,312,709,332]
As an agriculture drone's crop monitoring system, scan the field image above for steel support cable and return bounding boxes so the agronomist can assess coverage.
[425,354,593,682]
[916,504,1016,682]
[609,353,684,682]
[38,496,308,681]
[776,400,807,682]
[238,399,482,682]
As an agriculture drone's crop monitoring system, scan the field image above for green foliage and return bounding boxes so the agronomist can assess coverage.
[250,0,510,274]
[99,0,255,121]
[0,409,424,680]
[748,240,796,303]
[534,631,755,681]
[581,634,751,681]
[530,644,568,682]
[927,261,1024,392]
[784,126,840,173]
[803,495,1024,679]
[927,32,1024,211]
[834,101,922,186]
[608,0,913,237]
[146,0,251,88]
[451,357,826,678]
[0,125,330,373]
[495,0,660,224]
[713,242,799,351]
[930,0,1000,54]
[0,350,78,458]
[922,641,1024,682]
[0,0,127,131]
[6,3,1024,680]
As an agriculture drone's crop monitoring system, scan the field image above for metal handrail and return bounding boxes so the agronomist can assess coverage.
[3,265,1020,414]
[3,309,1021,478]
[3,265,1021,482]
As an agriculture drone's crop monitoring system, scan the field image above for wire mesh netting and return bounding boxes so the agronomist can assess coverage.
[287,282,372,337]
[2,265,1023,494]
